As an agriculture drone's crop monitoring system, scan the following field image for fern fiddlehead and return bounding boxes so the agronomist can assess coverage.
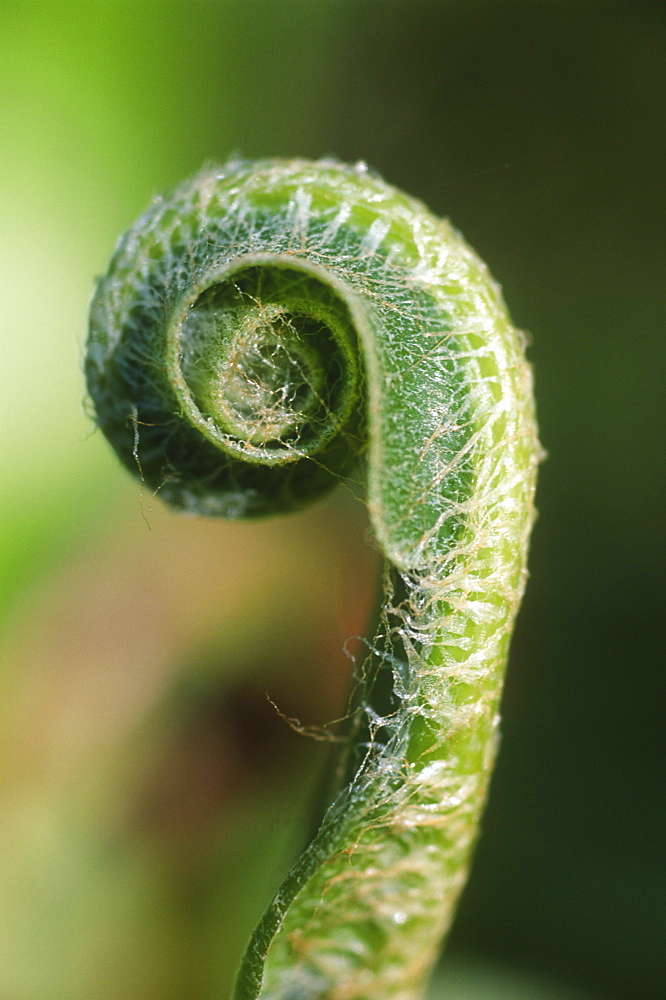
[86,158,539,1000]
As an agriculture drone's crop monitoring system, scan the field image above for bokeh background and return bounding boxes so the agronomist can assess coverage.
[1,2,663,999]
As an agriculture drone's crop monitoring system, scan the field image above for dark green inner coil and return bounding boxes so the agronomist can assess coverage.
[172,264,360,467]
[86,258,366,518]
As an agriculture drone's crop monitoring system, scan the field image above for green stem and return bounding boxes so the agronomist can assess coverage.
[86,157,539,1000]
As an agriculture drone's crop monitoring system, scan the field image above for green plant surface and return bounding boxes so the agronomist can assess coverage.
[85,158,539,1000]
[3,5,664,998]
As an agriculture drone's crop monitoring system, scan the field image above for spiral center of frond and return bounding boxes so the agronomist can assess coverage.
[217,311,320,444]
[173,262,361,465]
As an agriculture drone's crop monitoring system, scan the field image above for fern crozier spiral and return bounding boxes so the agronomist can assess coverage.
[86,157,539,1000]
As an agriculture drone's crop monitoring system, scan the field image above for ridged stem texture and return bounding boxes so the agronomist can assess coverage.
[86,158,539,1000]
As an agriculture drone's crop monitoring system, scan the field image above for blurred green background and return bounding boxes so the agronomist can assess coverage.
[1,1,663,999]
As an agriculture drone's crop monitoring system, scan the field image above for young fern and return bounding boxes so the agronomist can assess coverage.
[86,158,539,1000]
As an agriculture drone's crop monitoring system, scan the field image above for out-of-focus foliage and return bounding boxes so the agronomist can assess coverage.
[1,2,663,999]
